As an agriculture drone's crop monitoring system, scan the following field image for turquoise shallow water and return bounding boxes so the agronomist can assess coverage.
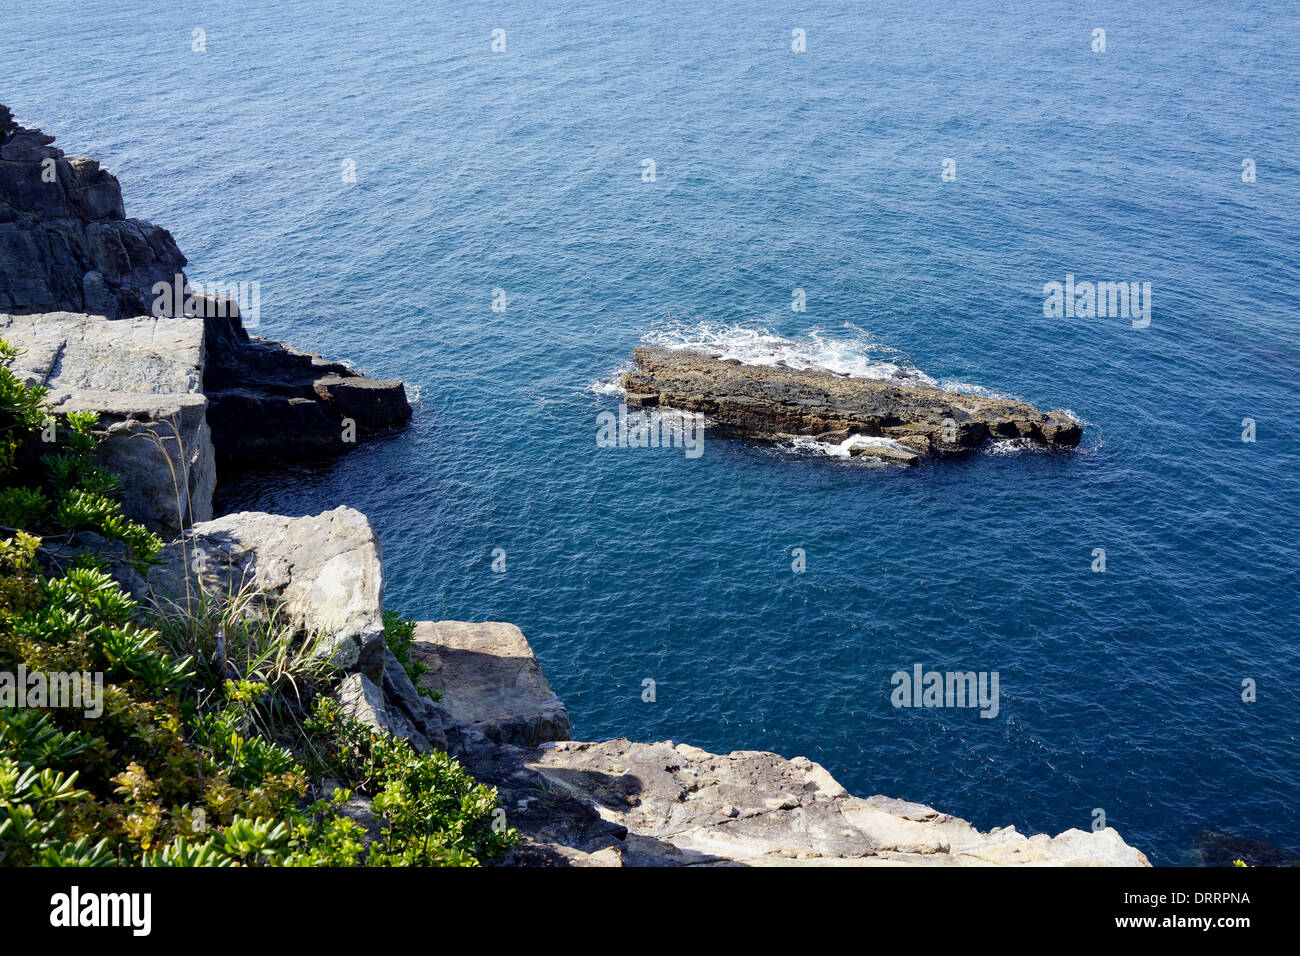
[4,0,1298,864]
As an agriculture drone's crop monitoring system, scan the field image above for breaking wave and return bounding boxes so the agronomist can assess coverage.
[640,321,935,384]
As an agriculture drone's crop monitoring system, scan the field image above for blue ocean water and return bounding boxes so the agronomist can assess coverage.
[4,0,1298,865]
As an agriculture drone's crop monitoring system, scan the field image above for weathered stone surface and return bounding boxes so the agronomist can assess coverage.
[403,622,1150,866]
[410,621,571,747]
[143,506,455,752]
[0,311,214,535]
[622,347,1082,459]
[410,620,1149,866]
[512,739,1150,866]
[378,644,453,753]
[147,507,389,681]
[335,671,442,752]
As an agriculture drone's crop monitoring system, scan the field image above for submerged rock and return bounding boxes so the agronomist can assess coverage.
[622,346,1082,462]
[1194,831,1300,867]
[849,442,920,466]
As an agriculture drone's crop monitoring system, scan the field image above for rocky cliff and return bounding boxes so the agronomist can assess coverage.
[0,104,185,319]
[0,103,411,486]
[141,507,1149,866]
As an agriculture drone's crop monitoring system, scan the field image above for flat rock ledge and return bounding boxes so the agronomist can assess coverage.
[622,346,1082,464]
[1,310,214,537]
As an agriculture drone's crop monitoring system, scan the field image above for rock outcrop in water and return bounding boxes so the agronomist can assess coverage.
[622,346,1082,464]
[0,103,410,479]
[199,302,412,466]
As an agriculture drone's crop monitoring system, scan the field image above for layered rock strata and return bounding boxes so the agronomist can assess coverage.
[200,303,411,466]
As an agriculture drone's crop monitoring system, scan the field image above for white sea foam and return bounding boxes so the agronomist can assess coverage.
[782,433,910,460]
[640,321,937,385]
[984,437,1045,456]
[935,378,1015,400]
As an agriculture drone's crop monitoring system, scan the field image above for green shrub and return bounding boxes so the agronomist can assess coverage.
[304,698,512,864]
[0,337,515,866]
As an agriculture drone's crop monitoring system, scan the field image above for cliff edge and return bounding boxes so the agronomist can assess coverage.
[0,105,1149,866]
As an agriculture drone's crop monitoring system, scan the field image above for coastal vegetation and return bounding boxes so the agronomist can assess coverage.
[0,338,514,866]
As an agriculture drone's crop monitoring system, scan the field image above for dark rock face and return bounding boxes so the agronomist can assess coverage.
[0,103,411,466]
[0,104,186,318]
[622,346,1082,461]
[199,303,411,465]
